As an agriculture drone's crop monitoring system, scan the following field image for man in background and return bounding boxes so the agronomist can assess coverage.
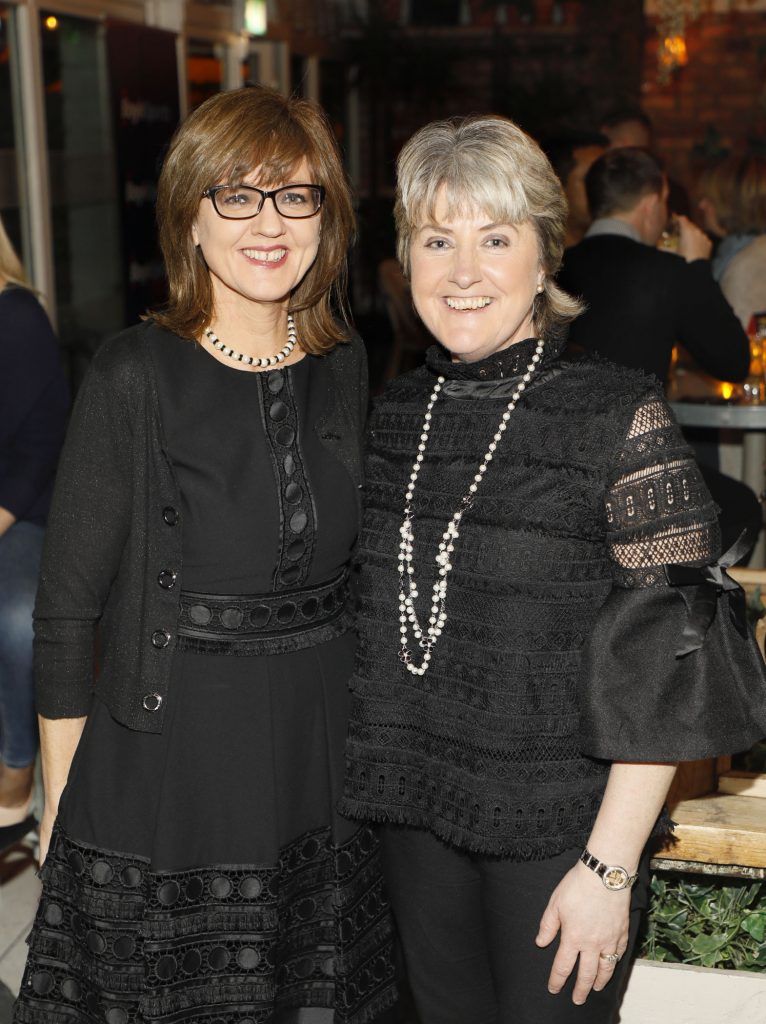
[600,107,652,150]
[600,106,690,215]
[558,146,749,384]
[559,146,757,553]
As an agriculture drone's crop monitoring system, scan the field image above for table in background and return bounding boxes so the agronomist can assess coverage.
[670,402,766,566]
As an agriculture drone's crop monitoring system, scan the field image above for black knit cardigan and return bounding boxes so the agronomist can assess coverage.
[33,321,368,732]
[340,334,766,859]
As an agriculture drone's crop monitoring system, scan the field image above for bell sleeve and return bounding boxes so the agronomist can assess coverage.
[579,389,766,762]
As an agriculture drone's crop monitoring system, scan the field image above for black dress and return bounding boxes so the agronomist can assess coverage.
[15,337,396,1024]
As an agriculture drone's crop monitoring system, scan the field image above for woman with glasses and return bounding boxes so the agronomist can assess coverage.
[15,86,396,1024]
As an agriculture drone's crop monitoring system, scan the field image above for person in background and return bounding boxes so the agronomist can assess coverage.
[544,133,607,247]
[559,147,749,386]
[599,106,691,216]
[0,216,69,853]
[698,153,766,329]
[599,107,652,150]
[558,147,758,555]
[14,86,396,1023]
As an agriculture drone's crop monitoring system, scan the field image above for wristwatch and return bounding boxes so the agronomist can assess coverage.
[580,848,638,891]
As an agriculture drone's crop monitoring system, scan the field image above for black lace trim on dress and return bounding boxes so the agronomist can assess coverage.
[176,607,355,656]
[257,369,317,591]
[15,823,396,1024]
[175,573,353,655]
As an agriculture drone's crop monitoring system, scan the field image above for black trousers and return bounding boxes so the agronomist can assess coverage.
[380,826,649,1024]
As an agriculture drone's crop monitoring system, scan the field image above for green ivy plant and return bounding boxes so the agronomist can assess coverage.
[641,874,766,971]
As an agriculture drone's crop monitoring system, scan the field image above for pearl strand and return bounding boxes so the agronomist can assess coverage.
[204,314,298,368]
[397,339,545,676]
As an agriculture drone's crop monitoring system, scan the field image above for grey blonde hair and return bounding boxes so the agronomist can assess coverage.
[0,213,30,291]
[394,115,583,338]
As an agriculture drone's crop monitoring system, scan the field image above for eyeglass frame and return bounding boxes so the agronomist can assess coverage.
[201,183,325,220]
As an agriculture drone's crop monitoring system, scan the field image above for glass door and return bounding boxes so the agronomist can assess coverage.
[40,10,124,384]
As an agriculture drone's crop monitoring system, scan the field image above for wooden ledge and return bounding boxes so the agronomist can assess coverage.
[655,793,766,870]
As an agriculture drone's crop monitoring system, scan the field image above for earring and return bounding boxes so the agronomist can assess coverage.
[536,283,544,294]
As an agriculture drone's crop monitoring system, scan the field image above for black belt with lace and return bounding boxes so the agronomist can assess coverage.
[175,570,353,656]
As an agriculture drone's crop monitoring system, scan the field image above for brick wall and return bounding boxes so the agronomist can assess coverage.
[642,11,766,193]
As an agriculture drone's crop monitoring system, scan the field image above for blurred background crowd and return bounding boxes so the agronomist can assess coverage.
[2,0,766,389]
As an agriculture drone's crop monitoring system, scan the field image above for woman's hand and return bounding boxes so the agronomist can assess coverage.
[535,860,631,1005]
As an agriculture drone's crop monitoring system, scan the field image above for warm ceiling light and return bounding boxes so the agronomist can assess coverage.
[244,0,267,36]
[44,15,59,30]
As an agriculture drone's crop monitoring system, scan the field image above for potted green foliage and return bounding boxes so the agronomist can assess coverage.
[641,874,766,971]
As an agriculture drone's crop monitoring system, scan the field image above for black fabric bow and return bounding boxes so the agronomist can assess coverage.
[664,530,752,658]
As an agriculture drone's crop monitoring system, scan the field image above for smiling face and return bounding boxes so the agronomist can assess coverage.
[409,189,543,363]
[192,157,321,316]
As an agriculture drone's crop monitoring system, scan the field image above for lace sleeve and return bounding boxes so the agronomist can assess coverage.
[605,393,720,588]
[577,389,766,763]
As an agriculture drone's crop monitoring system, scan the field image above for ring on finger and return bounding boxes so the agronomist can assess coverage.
[599,952,620,965]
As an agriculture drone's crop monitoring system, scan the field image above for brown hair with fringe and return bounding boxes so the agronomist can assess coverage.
[150,85,355,354]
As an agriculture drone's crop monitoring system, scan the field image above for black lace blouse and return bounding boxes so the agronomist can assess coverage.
[340,334,766,859]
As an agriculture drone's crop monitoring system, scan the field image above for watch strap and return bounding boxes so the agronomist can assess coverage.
[580,848,638,891]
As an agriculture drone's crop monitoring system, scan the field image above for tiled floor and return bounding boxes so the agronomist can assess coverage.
[0,837,39,1023]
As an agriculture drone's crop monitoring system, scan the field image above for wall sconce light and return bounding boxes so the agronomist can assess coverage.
[659,33,688,72]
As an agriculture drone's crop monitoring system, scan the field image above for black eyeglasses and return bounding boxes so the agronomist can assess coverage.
[202,184,325,220]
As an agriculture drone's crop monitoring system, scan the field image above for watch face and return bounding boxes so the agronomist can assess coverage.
[603,867,629,891]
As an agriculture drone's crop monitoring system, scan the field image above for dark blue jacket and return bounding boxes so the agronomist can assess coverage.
[0,286,69,525]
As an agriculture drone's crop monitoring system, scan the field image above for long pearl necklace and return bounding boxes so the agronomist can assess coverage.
[204,314,297,368]
[398,339,545,676]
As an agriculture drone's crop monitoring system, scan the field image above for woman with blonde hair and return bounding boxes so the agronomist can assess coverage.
[698,153,766,328]
[341,115,766,1022]
[14,86,396,1023]
[0,214,68,852]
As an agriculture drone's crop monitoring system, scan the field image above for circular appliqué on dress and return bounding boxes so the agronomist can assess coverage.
[67,850,84,875]
[189,604,212,626]
[220,607,244,629]
[250,605,271,628]
[289,510,308,533]
[44,902,64,926]
[237,947,260,970]
[209,946,229,970]
[277,602,296,625]
[120,865,142,888]
[30,971,54,996]
[61,978,81,1001]
[113,935,136,960]
[239,876,263,899]
[87,930,106,955]
[157,880,180,906]
[156,955,177,981]
[91,859,114,884]
[210,875,232,899]
[183,949,202,974]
